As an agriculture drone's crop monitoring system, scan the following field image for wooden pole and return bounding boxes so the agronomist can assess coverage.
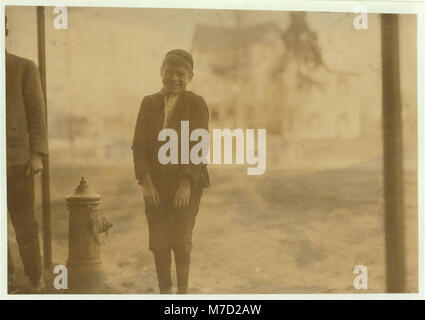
[381,14,406,293]
[36,6,52,270]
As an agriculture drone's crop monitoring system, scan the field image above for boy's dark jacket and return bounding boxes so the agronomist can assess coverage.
[132,90,210,190]
[6,52,49,166]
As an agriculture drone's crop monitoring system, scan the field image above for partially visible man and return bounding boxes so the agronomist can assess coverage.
[5,15,48,293]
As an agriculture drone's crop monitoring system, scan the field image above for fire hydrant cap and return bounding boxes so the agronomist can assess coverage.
[66,177,101,202]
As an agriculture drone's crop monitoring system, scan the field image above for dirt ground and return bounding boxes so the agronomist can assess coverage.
[8,137,418,294]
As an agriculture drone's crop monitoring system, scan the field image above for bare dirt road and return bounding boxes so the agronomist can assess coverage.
[8,138,418,294]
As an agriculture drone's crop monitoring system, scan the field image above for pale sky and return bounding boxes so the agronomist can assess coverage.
[5,6,417,143]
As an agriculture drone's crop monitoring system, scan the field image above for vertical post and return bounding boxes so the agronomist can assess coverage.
[234,10,242,128]
[381,14,406,293]
[36,6,52,270]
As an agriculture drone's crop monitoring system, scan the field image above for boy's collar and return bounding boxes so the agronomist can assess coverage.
[159,87,185,98]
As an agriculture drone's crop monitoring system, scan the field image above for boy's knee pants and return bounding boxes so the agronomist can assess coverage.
[7,165,42,282]
[144,182,202,253]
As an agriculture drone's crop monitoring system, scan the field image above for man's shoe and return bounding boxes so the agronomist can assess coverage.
[8,274,18,294]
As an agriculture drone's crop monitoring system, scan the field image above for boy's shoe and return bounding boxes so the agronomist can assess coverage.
[159,287,172,294]
[29,278,46,294]
[176,287,188,294]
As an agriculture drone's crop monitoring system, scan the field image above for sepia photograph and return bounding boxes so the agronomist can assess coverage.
[1,2,421,296]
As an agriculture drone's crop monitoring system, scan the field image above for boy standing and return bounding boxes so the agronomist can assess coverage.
[132,49,210,294]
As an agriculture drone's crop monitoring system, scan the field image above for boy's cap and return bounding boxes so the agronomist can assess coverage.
[165,49,193,70]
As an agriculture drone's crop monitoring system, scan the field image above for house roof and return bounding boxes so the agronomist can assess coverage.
[191,22,283,53]
[191,22,283,76]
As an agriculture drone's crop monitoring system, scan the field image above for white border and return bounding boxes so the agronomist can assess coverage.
[416,3,424,302]
[0,0,6,302]
[1,0,424,300]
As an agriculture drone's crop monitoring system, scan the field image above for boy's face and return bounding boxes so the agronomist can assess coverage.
[161,64,193,95]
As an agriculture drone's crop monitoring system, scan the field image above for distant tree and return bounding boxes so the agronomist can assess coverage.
[273,12,325,89]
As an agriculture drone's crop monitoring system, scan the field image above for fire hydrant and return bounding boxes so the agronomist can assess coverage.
[66,177,112,292]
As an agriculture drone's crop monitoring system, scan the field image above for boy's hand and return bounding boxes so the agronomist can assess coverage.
[26,153,43,176]
[173,175,191,208]
[143,183,160,207]
[141,173,160,207]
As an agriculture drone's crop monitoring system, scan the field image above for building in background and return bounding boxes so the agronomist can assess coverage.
[191,12,367,140]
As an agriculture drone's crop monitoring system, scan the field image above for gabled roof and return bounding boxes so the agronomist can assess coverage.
[191,22,283,53]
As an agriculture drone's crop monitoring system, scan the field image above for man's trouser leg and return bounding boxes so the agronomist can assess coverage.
[8,246,14,277]
[7,165,42,286]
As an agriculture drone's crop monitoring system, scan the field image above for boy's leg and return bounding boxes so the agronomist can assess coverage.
[171,190,202,294]
[174,247,191,294]
[7,165,42,287]
[145,191,172,294]
[153,249,172,294]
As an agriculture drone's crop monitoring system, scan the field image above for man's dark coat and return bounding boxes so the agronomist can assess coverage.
[6,52,48,165]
